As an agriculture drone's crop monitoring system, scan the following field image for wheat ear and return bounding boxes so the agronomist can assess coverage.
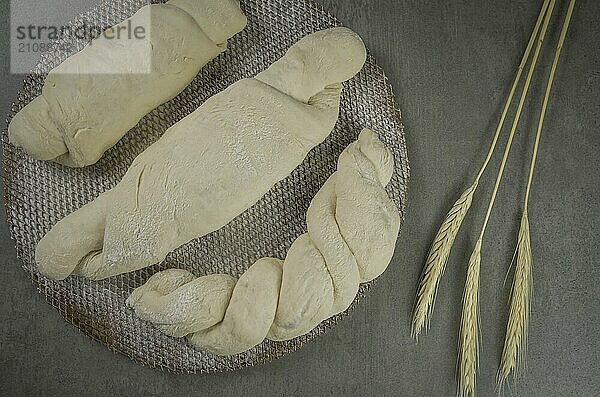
[458,1,557,395]
[499,210,532,380]
[412,182,477,337]
[458,239,482,397]
[499,0,576,383]
[411,0,552,339]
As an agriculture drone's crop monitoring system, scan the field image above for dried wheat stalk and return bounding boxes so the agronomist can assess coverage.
[499,210,532,380]
[458,0,557,394]
[458,239,482,397]
[412,182,477,337]
[499,0,576,383]
[412,0,552,339]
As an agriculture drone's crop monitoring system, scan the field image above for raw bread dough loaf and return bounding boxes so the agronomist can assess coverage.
[9,0,247,167]
[36,27,368,281]
[127,129,401,355]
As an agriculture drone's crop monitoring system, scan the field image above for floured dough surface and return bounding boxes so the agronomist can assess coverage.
[9,0,247,167]
[35,27,368,281]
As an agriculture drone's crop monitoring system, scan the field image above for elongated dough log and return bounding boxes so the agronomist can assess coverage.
[36,27,368,281]
[127,129,400,355]
[9,0,247,167]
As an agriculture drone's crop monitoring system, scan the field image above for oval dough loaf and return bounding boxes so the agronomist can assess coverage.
[9,0,247,167]
[36,27,368,281]
[127,129,401,355]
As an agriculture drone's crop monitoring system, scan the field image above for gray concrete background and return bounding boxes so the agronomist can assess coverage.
[1,0,599,396]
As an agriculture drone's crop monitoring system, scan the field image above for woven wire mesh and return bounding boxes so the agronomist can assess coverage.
[1,0,409,372]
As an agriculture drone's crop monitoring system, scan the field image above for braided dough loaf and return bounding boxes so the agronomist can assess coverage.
[127,129,400,355]
[36,27,368,281]
[9,0,247,167]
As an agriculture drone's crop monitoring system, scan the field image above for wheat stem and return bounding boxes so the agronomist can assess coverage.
[524,0,577,209]
[500,0,576,383]
[474,0,552,183]
[411,0,553,340]
[478,0,556,240]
